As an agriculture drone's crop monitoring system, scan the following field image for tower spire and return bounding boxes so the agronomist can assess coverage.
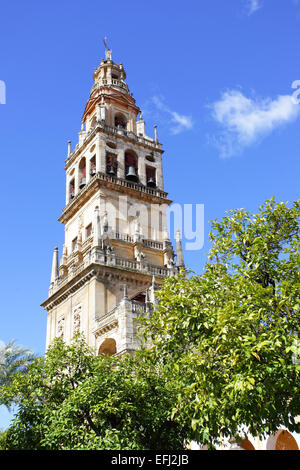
[50,247,59,284]
[176,230,185,268]
[42,49,177,356]
[103,36,112,61]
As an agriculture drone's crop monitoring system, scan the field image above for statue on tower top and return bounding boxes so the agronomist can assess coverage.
[103,36,112,61]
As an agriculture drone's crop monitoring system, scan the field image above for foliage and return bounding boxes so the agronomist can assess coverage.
[1,198,299,450]
[140,198,300,446]
[0,340,35,388]
[0,335,189,450]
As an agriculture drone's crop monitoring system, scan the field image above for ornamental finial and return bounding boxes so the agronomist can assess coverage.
[103,36,112,60]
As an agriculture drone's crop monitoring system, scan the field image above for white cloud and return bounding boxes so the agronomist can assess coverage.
[151,95,193,135]
[210,89,300,158]
[246,0,262,15]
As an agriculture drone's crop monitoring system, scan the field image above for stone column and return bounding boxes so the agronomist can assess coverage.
[74,164,79,195]
[97,134,106,173]
[176,229,185,268]
[138,154,146,185]
[93,206,101,247]
[86,156,91,184]
[156,158,163,190]
[50,247,59,282]
[117,147,125,179]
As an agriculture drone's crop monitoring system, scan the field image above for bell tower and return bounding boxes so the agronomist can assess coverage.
[41,47,183,355]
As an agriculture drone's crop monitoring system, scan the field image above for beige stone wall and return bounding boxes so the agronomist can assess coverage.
[46,278,114,350]
[45,53,173,356]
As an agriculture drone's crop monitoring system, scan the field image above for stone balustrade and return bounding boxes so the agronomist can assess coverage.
[90,78,129,95]
[66,121,162,166]
[49,248,173,297]
[61,170,169,219]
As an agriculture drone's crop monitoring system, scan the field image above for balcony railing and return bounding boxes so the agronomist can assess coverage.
[142,239,163,250]
[90,78,129,94]
[50,249,173,297]
[66,122,162,165]
[61,171,169,219]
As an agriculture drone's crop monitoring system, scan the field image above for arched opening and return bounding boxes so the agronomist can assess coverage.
[69,178,75,200]
[90,155,96,176]
[98,338,117,356]
[106,152,117,176]
[276,430,298,450]
[114,113,127,129]
[240,438,255,450]
[79,158,86,189]
[146,166,156,187]
[125,150,138,182]
[267,430,299,450]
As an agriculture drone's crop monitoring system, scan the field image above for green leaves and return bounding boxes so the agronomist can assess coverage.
[0,335,190,450]
[1,198,299,450]
[141,198,300,446]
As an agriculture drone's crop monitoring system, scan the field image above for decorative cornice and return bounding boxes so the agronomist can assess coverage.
[65,122,163,169]
[41,261,165,311]
[94,320,118,339]
[59,171,172,224]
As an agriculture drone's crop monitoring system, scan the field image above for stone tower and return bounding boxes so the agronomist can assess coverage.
[41,47,183,355]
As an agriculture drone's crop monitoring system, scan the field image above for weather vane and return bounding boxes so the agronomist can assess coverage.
[103,36,112,60]
[103,36,109,51]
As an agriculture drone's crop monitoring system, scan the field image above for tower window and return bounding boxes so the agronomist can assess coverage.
[106,152,117,176]
[79,157,86,189]
[90,155,96,176]
[85,223,92,239]
[125,151,138,182]
[72,237,78,252]
[146,166,156,188]
[114,113,127,129]
[69,178,75,199]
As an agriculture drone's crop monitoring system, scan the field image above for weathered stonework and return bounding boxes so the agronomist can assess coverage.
[41,48,183,355]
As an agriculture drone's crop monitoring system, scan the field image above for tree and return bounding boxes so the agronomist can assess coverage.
[0,340,35,388]
[0,335,190,450]
[140,198,300,447]
[1,198,299,450]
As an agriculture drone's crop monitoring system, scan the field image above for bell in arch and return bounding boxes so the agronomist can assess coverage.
[107,165,116,175]
[147,176,156,188]
[79,177,86,188]
[126,166,138,181]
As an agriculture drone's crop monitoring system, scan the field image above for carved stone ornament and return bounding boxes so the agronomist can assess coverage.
[57,317,65,339]
[73,305,81,332]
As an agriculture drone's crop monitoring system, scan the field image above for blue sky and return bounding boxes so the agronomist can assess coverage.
[0,0,300,428]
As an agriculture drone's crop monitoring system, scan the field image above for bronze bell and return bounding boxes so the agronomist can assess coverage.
[107,166,116,175]
[79,177,86,188]
[126,166,138,180]
[147,177,156,187]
